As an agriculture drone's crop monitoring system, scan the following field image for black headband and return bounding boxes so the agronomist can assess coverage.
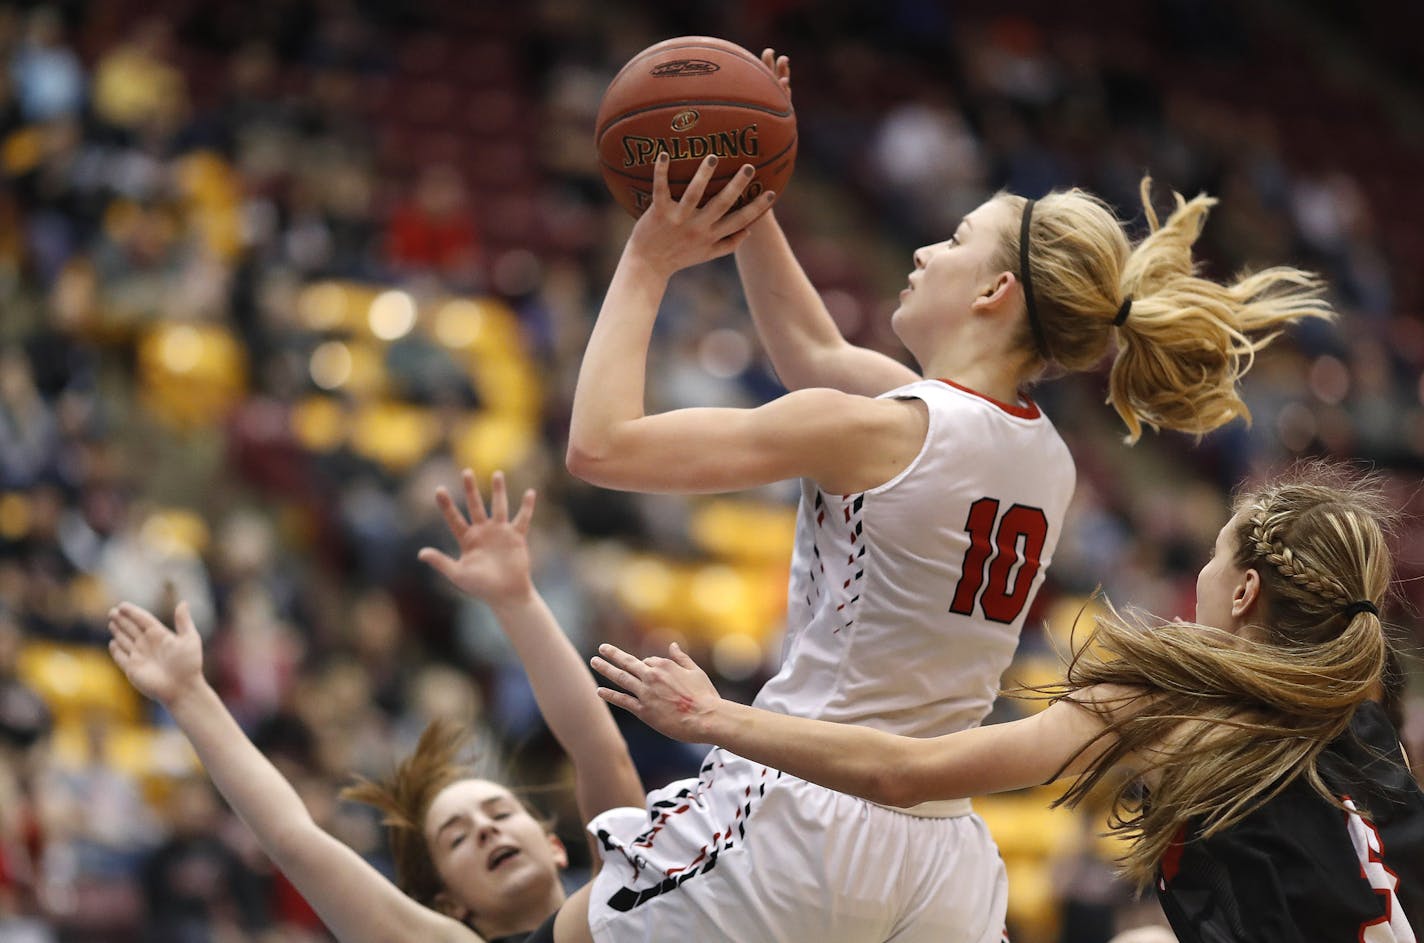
[1341,600,1379,620]
[1019,199,1050,361]
[1114,296,1133,326]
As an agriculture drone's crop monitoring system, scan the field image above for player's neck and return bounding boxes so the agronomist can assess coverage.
[922,352,1025,406]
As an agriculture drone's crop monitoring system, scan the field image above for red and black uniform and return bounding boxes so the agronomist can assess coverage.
[1158,701,1423,941]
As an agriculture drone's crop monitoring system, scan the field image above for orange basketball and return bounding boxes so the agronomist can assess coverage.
[595,37,796,218]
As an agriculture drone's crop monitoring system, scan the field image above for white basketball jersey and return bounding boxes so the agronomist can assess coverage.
[754,378,1075,747]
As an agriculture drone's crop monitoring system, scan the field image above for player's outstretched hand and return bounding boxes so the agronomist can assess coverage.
[627,152,776,280]
[592,642,722,742]
[108,601,204,706]
[760,48,791,101]
[418,469,536,606]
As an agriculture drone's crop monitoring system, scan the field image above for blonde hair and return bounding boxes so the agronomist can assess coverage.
[340,719,552,910]
[1048,464,1392,886]
[993,178,1334,441]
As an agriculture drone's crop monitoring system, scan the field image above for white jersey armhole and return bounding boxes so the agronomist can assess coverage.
[866,389,939,496]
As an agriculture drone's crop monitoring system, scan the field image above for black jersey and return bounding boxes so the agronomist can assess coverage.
[489,910,557,943]
[1157,701,1424,942]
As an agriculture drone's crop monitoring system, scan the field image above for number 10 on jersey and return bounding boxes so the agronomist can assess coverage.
[949,498,1050,624]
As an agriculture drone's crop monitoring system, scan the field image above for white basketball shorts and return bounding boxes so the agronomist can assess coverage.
[587,749,1008,943]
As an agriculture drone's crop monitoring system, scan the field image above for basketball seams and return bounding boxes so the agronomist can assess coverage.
[595,99,795,142]
[603,39,773,90]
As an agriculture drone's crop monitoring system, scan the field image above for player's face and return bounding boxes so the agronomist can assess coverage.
[1195,511,1249,631]
[891,197,1018,357]
[424,778,567,930]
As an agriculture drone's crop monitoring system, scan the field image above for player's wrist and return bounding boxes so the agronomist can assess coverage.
[484,581,539,617]
[698,697,739,745]
[162,674,215,714]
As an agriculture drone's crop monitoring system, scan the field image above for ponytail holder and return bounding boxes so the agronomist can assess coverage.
[1113,296,1133,327]
[1019,199,1051,361]
[1341,600,1379,619]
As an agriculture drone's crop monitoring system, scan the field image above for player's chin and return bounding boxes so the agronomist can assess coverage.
[888,304,912,341]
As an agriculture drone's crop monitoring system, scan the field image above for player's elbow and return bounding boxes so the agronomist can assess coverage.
[565,438,623,488]
[869,741,941,809]
[565,439,600,481]
[866,763,919,809]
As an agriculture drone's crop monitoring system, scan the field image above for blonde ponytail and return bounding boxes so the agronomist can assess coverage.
[1109,179,1334,440]
[998,178,1334,441]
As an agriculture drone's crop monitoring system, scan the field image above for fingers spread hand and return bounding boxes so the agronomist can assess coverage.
[513,488,537,534]
[417,547,459,582]
[174,601,198,638]
[598,687,641,714]
[113,606,149,644]
[652,152,671,205]
[708,164,755,217]
[679,154,720,212]
[109,607,138,643]
[596,643,649,678]
[668,642,698,670]
[435,487,468,539]
[714,187,775,241]
[590,656,636,692]
[462,469,486,524]
[591,647,648,693]
[491,470,509,523]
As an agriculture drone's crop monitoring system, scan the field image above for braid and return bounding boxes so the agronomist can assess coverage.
[1245,497,1352,613]
[1258,532,1348,604]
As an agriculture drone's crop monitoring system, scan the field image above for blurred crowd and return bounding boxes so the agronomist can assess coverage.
[0,0,1421,941]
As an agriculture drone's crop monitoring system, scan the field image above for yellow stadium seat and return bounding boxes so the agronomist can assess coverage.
[452,412,538,477]
[689,499,798,566]
[16,642,143,726]
[1004,858,1060,942]
[350,401,440,472]
[137,323,247,429]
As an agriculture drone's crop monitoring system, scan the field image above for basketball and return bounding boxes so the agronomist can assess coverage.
[595,36,797,218]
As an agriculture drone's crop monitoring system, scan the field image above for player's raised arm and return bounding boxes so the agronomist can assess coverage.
[736,210,920,396]
[732,50,920,398]
[418,470,644,832]
[107,603,482,943]
[591,642,1121,807]
[567,153,926,495]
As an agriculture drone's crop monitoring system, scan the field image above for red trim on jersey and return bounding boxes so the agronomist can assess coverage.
[1159,824,1186,886]
[934,378,1041,420]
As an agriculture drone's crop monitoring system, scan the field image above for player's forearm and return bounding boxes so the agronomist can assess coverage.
[165,680,320,855]
[490,591,628,763]
[734,213,847,390]
[567,246,665,476]
[164,682,463,943]
[490,591,645,819]
[701,700,921,807]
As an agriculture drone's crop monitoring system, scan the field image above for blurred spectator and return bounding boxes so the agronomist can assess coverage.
[91,18,188,140]
[386,164,483,284]
[869,87,987,242]
[0,348,58,488]
[140,777,266,942]
[10,8,81,125]
[0,608,50,938]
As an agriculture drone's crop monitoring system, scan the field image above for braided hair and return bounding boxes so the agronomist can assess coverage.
[1038,463,1393,885]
